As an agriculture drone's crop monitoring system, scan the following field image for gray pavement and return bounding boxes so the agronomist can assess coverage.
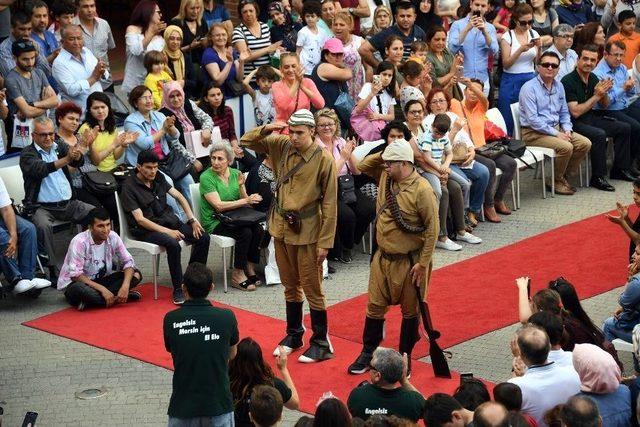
[0,168,635,426]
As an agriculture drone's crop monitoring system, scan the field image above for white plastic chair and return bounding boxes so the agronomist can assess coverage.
[189,183,235,293]
[115,195,188,300]
[612,338,633,353]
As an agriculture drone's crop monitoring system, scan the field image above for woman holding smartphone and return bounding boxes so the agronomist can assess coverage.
[498,3,541,136]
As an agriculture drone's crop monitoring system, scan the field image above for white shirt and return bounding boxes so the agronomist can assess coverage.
[509,361,581,427]
[122,33,164,94]
[547,349,574,369]
[297,26,330,75]
[502,29,540,74]
[547,44,578,81]
[0,177,11,208]
[358,82,396,115]
[52,47,105,111]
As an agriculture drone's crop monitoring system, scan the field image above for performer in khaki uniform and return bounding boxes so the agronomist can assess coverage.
[348,139,439,375]
[241,109,338,363]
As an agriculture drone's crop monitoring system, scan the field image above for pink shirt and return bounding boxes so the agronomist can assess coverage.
[316,137,348,176]
[272,78,325,129]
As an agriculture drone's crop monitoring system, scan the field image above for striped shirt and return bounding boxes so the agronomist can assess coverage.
[417,131,450,165]
[232,22,271,77]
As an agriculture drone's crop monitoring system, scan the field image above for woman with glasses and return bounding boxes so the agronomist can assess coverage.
[202,23,245,97]
[315,108,374,264]
[123,0,167,94]
[498,3,541,136]
[525,0,558,48]
[163,26,197,98]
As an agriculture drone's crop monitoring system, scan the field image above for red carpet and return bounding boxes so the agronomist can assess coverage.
[325,210,632,358]
[24,285,470,415]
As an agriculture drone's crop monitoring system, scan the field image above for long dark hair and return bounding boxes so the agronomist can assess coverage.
[313,398,352,427]
[84,92,116,134]
[549,278,605,342]
[130,0,158,33]
[376,60,397,98]
[228,337,275,404]
[199,82,226,118]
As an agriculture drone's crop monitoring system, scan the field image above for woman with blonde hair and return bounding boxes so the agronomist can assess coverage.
[163,25,197,97]
[315,108,375,264]
[201,23,244,97]
[170,0,209,71]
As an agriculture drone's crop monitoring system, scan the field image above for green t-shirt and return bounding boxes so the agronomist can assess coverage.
[163,299,239,418]
[199,168,242,233]
[347,383,425,422]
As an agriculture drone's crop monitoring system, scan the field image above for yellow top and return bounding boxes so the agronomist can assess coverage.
[144,70,173,110]
[80,123,119,172]
[241,126,338,248]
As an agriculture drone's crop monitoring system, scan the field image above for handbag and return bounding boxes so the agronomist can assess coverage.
[160,149,192,181]
[12,114,33,149]
[484,120,508,142]
[82,171,118,195]
[500,138,526,158]
[334,87,355,129]
[476,141,506,159]
[350,108,385,141]
[451,143,468,164]
[216,207,266,227]
[338,168,356,204]
[226,79,245,97]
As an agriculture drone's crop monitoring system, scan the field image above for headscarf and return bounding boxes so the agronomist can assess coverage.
[163,25,186,81]
[161,81,195,133]
[572,343,621,394]
[371,6,393,35]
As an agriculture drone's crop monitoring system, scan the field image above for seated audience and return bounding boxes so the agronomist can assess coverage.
[492,382,537,427]
[473,402,509,427]
[606,179,640,260]
[202,23,244,98]
[143,50,173,109]
[423,393,474,427]
[52,24,106,112]
[560,396,602,427]
[19,116,95,283]
[0,176,50,295]
[314,397,353,427]
[519,50,591,196]
[272,52,325,126]
[603,246,640,345]
[572,343,632,426]
[121,150,210,305]
[453,378,491,411]
[229,337,299,426]
[562,44,633,191]
[83,92,138,173]
[163,25,197,98]
[249,385,284,427]
[124,85,196,205]
[572,22,606,59]
[547,24,577,81]
[163,262,239,426]
[507,324,581,427]
[347,348,424,422]
[199,142,264,291]
[528,311,574,368]
[315,108,374,264]
[4,38,58,150]
[58,208,142,310]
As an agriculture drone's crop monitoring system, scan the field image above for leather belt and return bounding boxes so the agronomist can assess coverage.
[40,200,70,208]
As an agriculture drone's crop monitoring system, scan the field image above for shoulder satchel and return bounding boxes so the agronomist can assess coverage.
[338,162,357,204]
[82,171,118,195]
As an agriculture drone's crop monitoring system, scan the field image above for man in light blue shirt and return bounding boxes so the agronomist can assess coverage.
[593,40,640,172]
[27,0,60,64]
[19,116,94,282]
[519,50,591,196]
[447,0,499,96]
[52,24,105,112]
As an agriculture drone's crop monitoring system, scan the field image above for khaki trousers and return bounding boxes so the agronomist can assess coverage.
[274,239,326,310]
[521,126,591,180]
[366,251,426,319]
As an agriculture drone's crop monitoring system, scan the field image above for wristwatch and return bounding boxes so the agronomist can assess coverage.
[348,7,355,14]
[187,217,196,224]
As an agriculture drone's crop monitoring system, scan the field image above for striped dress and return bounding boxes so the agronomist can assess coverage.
[232,21,271,78]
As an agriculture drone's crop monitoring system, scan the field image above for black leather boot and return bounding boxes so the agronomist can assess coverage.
[399,317,420,378]
[273,301,305,356]
[348,317,385,374]
[298,309,333,363]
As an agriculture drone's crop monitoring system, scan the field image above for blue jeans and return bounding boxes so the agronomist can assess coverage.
[452,162,491,212]
[0,215,38,283]
[168,412,234,427]
[498,72,536,136]
[603,316,633,343]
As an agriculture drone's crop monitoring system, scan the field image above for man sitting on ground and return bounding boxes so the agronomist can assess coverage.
[347,347,424,422]
[508,324,581,427]
[57,208,141,310]
[249,385,284,427]
[0,176,50,295]
[121,149,209,305]
[473,402,509,427]
[163,263,238,426]
[423,393,474,427]
[560,395,602,427]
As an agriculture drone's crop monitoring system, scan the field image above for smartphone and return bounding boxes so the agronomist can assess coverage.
[527,278,531,300]
[460,373,474,383]
[473,10,481,17]
[456,65,464,78]
[372,74,381,86]
[22,412,38,427]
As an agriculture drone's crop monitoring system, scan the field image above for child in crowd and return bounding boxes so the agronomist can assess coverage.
[242,65,280,127]
[49,0,76,43]
[354,61,397,122]
[408,41,429,65]
[296,1,331,75]
[492,0,515,35]
[609,10,640,68]
[143,51,174,109]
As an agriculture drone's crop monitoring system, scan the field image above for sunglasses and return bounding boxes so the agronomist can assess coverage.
[15,40,35,49]
[539,62,559,69]
[518,19,534,26]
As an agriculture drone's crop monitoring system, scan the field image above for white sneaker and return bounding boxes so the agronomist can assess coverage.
[457,232,482,244]
[31,278,52,289]
[13,279,36,294]
[436,238,462,251]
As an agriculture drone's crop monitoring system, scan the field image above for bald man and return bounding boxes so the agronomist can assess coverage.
[473,402,509,427]
[508,325,580,427]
